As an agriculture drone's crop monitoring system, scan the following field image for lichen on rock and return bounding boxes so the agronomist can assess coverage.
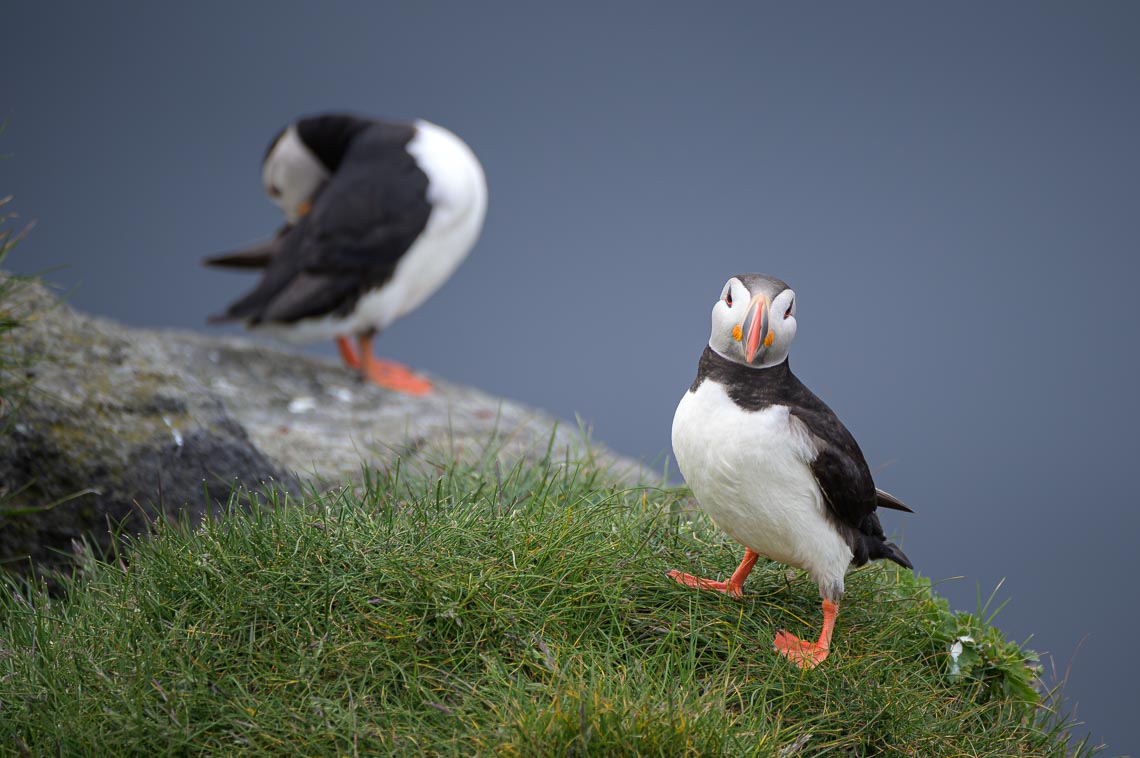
[0,275,643,578]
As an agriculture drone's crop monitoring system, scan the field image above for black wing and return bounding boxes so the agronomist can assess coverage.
[794,405,879,529]
[210,125,431,326]
[787,382,913,569]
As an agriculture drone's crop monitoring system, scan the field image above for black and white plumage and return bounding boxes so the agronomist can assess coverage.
[206,114,487,394]
[669,273,913,668]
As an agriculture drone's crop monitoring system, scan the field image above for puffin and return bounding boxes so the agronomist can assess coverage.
[205,114,488,395]
[668,273,914,668]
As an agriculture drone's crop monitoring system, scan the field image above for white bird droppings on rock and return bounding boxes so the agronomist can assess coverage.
[288,396,317,414]
[162,416,184,448]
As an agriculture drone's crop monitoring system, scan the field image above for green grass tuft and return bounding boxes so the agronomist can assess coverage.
[0,458,1097,756]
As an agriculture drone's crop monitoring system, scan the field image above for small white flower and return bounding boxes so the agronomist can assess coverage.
[949,635,975,676]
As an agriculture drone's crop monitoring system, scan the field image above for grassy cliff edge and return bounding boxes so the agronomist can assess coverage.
[0,454,1095,756]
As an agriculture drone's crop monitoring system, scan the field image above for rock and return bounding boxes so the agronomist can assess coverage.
[0,275,645,578]
[0,277,297,578]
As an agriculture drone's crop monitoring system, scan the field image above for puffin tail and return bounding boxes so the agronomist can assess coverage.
[875,488,914,513]
[203,224,292,270]
[203,249,275,270]
[876,541,913,571]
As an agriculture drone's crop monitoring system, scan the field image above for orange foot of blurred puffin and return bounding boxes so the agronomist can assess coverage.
[667,549,759,599]
[335,334,433,396]
[336,336,362,369]
[774,599,838,669]
[362,358,432,395]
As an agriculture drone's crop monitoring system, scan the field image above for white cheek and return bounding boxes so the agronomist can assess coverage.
[263,176,286,213]
[708,302,742,357]
[261,162,279,198]
[262,126,330,221]
[772,316,797,360]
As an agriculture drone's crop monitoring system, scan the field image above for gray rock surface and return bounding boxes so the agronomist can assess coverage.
[0,275,645,576]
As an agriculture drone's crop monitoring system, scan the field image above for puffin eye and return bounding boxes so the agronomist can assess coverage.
[268,184,283,198]
[784,300,794,319]
[725,291,733,306]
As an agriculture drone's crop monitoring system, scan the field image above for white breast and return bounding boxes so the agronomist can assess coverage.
[370,119,488,326]
[671,380,853,595]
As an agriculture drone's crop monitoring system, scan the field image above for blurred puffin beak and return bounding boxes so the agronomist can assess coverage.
[741,293,769,364]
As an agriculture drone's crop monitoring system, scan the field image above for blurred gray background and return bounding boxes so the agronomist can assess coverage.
[4,2,1138,751]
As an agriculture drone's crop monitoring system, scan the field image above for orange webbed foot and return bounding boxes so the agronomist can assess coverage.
[362,360,433,395]
[667,570,744,598]
[666,549,758,600]
[773,598,838,669]
[773,630,829,668]
[354,334,433,396]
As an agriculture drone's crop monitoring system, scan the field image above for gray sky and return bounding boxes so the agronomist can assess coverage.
[4,2,1139,750]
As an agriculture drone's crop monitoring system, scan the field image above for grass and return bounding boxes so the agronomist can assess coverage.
[0,452,1096,757]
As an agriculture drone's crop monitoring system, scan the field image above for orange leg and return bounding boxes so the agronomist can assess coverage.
[667,549,759,599]
[773,599,838,669]
[336,336,361,369]
[357,334,433,396]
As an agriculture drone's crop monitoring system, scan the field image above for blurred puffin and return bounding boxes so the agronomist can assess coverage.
[206,114,487,395]
[668,273,914,668]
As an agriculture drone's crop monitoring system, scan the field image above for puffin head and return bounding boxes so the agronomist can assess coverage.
[708,273,797,369]
[262,115,374,223]
[260,122,331,223]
